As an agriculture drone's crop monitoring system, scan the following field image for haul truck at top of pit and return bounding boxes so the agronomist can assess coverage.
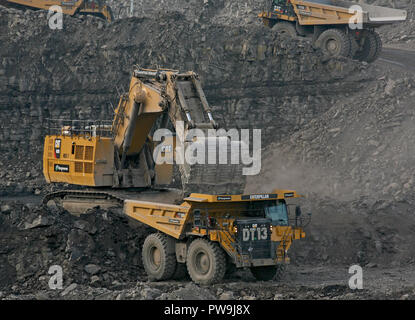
[259,0,407,62]
[42,67,309,283]
[1,0,114,22]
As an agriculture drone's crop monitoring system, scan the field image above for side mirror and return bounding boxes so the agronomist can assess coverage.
[295,206,302,217]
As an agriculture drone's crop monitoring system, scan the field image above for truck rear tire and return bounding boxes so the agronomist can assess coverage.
[142,233,177,281]
[272,21,298,38]
[186,239,226,285]
[315,28,351,58]
[354,30,382,63]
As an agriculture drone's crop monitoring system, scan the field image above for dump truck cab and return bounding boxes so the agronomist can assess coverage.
[124,190,309,284]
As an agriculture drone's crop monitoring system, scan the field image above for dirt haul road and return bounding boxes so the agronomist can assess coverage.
[379,47,415,73]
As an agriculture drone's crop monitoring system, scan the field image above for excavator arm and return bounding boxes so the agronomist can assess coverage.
[111,67,246,195]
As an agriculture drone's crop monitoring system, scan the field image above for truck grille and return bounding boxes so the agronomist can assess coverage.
[235,218,272,260]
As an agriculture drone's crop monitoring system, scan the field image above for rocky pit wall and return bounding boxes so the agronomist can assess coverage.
[107,0,415,47]
[0,5,368,194]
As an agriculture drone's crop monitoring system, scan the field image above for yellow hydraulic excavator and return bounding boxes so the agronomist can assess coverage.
[1,0,114,22]
[42,67,246,212]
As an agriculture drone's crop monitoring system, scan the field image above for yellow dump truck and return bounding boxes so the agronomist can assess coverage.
[125,190,308,284]
[1,0,113,22]
[259,0,407,62]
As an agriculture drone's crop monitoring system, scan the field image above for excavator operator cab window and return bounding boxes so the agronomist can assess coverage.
[264,200,289,226]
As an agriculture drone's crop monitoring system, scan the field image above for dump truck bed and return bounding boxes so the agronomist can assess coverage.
[295,0,406,26]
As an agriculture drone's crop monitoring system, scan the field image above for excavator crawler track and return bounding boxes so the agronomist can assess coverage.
[42,188,185,215]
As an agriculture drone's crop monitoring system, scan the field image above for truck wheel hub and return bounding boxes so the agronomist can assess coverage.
[150,247,161,268]
[195,251,210,274]
[326,39,339,53]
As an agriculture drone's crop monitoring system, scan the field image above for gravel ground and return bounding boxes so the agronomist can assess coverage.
[2,264,415,300]
[1,200,414,300]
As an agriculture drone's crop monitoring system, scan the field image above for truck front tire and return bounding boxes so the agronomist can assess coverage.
[315,28,351,58]
[142,233,177,281]
[186,239,226,285]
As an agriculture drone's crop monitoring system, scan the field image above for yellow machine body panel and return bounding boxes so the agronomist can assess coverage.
[124,200,192,240]
[112,75,164,156]
[43,134,114,186]
[183,189,302,203]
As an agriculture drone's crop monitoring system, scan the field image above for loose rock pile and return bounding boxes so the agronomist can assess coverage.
[0,201,152,294]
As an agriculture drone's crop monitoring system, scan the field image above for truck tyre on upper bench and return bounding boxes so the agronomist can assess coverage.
[186,238,227,285]
[272,21,298,38]
[354,30,382,63]
[315,28,351,58]
[142,233,177,281]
